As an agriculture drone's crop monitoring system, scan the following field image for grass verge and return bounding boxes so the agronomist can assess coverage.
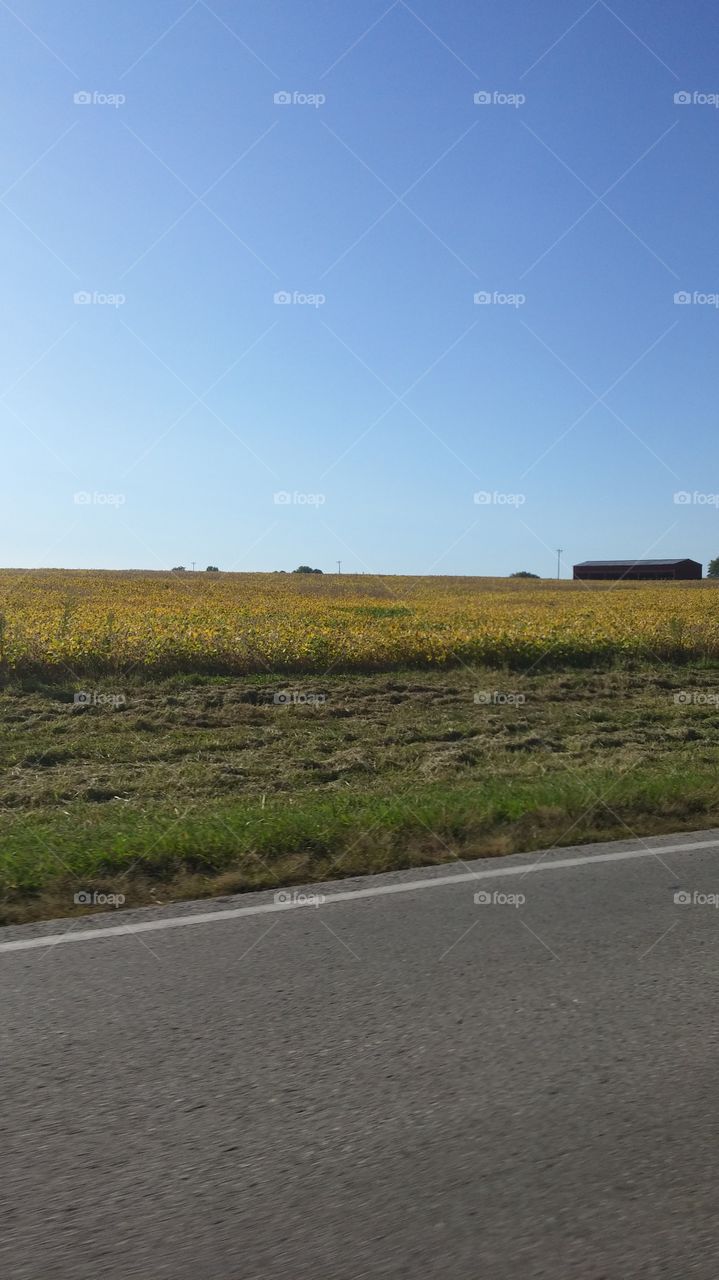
[3,663,719,924]
[3,763,719,925]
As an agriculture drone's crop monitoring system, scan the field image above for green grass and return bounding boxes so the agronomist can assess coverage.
[2,662,719,923]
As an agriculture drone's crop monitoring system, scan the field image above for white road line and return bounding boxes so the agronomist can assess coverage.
[1,836,717,953]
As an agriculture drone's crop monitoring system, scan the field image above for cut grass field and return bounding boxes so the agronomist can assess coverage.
[3,661,719,923]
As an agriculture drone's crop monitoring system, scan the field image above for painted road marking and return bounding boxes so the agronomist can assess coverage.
[1,836,717,953]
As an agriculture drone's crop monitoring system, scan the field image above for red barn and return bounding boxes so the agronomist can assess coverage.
[573,559,702,581]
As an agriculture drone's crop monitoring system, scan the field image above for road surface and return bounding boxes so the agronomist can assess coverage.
[3,829,719,1279]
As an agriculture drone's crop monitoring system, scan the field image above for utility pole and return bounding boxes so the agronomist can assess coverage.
[337,560,342,574]
[556,549,563,580]
[191,561,196,573]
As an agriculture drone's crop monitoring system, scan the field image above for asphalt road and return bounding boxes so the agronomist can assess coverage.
[3,829,719,1279]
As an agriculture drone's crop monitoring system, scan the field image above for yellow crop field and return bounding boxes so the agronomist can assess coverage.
[4,565,716,675]
[0,569,718,677]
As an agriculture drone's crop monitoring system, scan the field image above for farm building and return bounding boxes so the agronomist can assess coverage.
[573,559,702,581]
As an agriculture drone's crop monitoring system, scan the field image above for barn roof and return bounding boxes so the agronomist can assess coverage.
[574,559,696,567]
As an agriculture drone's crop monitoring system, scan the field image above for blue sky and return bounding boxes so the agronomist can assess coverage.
[1,0,718,575]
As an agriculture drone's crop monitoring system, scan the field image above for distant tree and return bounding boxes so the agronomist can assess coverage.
[206,565,219,572]
[293,565,323,574]
[707,558,719,578]
[510,570,539,579]
[171,566,186,572]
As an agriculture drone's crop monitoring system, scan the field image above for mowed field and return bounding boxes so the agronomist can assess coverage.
[2,569,719,923]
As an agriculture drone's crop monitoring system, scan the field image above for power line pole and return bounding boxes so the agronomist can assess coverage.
[556,549,563,580]
[191,561,196,573]
[337,560,342,574]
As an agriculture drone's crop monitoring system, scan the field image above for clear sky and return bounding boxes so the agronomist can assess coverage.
[2,0,718,576]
